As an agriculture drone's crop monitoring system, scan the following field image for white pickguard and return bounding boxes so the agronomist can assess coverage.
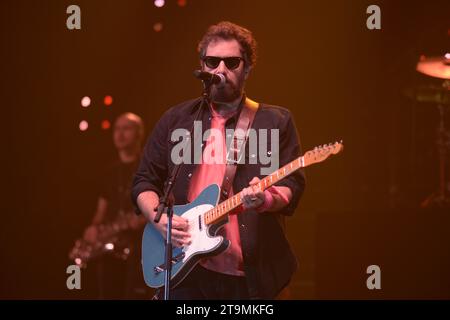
[180,204,224,262]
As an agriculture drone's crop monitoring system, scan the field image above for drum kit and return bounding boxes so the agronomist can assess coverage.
[405,53,450,208]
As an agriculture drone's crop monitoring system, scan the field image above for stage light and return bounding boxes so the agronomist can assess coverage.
[153,22,163,32]
[101,119,111,130]
[154,0,165,8]
[105,243,114,250]
[104,95,113,106]
[81,96,91,108]
[445,53,450,60]
[79,120,88,131]
[177,0,187,7]
[75,258,82,266]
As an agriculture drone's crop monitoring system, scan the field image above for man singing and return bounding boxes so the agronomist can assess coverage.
[132,21,305,299]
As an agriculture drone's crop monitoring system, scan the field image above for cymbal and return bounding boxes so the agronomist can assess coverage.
[404,84,450,105]
[416,54,450,80]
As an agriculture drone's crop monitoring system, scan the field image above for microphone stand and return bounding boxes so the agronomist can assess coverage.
[153,78,212,300]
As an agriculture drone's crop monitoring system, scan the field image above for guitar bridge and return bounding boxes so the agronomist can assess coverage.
[153,252,186,274]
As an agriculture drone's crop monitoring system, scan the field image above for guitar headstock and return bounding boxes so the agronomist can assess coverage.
[303,141,344,167]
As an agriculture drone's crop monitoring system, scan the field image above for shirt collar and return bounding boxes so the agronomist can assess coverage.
[190,93,246,118]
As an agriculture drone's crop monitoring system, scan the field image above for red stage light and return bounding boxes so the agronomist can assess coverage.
[104,95,113,106]
[101,120,111,130]
[153,22,163,32]
[177,0,187,7]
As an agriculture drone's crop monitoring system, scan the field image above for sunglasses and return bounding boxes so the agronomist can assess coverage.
[202,56,244,70]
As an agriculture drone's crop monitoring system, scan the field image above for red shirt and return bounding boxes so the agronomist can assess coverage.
[187,105,245,276]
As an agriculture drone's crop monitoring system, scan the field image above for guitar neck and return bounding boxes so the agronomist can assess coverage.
[204,155,305,225]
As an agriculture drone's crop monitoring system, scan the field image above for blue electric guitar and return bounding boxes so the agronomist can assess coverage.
[142,141,344,288]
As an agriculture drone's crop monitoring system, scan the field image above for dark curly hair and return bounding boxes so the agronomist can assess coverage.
[197,21,258,68]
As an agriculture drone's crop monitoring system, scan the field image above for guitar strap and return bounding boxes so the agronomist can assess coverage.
[220,97,259,201]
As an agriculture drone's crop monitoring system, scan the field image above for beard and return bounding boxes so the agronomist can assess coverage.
[209,77,244,104]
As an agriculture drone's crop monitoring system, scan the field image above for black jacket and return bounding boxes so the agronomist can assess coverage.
[132,96,306,299]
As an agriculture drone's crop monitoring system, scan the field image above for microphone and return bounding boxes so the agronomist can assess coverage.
[193,70,226,86]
